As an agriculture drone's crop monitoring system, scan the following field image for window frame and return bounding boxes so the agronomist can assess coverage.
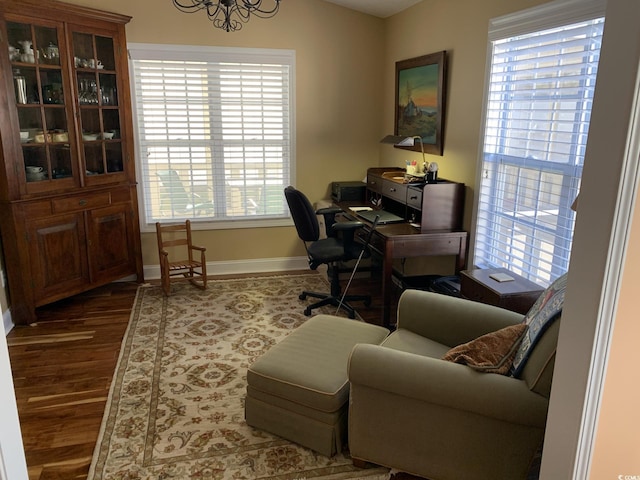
[470,0,606,287]
[128,43,296,232]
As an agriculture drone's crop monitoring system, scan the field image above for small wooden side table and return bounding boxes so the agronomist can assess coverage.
[460,268,544,315]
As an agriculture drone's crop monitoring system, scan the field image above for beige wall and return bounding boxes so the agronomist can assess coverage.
[589,189,640,477]
[2,0,639,475]
[377,0,545,277]
[34,0,548,269]
[380,0,546,232]
[0,0,549,308]
[539,0,640,476]
[42,0,385,267]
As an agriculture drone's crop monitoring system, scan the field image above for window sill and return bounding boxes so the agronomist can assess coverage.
[140,217,293,233]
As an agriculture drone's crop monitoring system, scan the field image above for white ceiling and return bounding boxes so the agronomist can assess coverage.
[321,0,423,18]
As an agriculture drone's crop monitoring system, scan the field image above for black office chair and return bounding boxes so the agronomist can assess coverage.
[284,185,372,319]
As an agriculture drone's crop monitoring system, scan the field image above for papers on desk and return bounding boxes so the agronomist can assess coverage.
[346,206,405,225]
[350,206,373,212]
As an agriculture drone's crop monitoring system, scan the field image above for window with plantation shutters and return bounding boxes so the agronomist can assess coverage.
[128,44,295,228]
[474,7,604,287]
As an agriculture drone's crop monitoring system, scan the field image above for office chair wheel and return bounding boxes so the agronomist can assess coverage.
[299,293,307,300]
[304,307,312,316]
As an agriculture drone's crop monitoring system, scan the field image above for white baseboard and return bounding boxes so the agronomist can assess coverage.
[143,256,310,281]
[2,257,312,334]
[2,310,12,336]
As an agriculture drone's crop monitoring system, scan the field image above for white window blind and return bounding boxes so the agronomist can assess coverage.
[128,44,294,227]
[475,12,604,287]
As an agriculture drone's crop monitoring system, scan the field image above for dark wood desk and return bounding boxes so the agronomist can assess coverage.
[339,203,468,328]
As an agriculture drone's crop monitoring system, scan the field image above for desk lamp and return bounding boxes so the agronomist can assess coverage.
[380,134,430,178]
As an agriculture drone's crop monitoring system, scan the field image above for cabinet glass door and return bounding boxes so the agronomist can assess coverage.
[72,31,123,179]
[7,20,75,185]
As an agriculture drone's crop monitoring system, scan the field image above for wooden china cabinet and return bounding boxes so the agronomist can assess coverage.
[0,0,143,325]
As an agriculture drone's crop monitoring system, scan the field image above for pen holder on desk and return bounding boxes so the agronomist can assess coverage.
[426,171,438,183]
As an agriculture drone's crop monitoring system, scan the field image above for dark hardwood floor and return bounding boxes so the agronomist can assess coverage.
[6,271,408,480]
[7,281,139,480]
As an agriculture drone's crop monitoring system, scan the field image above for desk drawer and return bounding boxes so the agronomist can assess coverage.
[382,179,407,203]
[356,228,385,255]
[392,236,463,257]
[406,187,422,210]
[52,192,111,214]
[367,173,383,194]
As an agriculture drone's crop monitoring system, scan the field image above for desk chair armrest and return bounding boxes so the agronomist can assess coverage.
[316,207,344,237]
[190,245,206,252]
[316,206,343,215]
[332,221,366,253]
[332,221,364,232]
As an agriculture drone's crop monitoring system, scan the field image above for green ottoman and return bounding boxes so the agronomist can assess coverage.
[245,315,389,456]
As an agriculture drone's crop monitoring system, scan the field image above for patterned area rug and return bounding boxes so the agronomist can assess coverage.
[88,273,391,480]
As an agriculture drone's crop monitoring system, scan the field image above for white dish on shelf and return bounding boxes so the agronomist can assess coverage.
[20,137,33,143]
[82,133,99,141]
[26,171,47,182]
[53,132,68,142]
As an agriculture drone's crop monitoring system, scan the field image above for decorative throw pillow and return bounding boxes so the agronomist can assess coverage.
[442,323,528,375]
[509,272,568,377]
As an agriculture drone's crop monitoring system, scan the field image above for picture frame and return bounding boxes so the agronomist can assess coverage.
[395,51,447,156]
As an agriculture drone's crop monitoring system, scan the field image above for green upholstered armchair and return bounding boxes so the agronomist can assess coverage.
[347,287,562,480]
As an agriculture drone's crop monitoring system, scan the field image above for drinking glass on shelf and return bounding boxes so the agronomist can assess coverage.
[89,80,98,104]
[101,87,116,106]
[78,79,88,104]
[78,79,98,104]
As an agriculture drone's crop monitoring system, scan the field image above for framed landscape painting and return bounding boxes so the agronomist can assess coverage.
[395,51,447,156]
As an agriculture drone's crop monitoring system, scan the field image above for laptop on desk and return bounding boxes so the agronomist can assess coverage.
[356,209,405,225]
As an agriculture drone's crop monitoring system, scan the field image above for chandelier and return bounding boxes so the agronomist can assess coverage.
[172,0,282,32]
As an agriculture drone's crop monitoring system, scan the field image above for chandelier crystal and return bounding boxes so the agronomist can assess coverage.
[172,0,281,32]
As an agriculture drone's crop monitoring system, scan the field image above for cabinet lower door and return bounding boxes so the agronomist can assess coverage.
[87,203,136,283]
[27,212,89,305]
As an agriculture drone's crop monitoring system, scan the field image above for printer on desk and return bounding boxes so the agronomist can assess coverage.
[331,181,366,203]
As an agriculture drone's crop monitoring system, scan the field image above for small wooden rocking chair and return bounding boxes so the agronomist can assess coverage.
[156,220,207,296]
